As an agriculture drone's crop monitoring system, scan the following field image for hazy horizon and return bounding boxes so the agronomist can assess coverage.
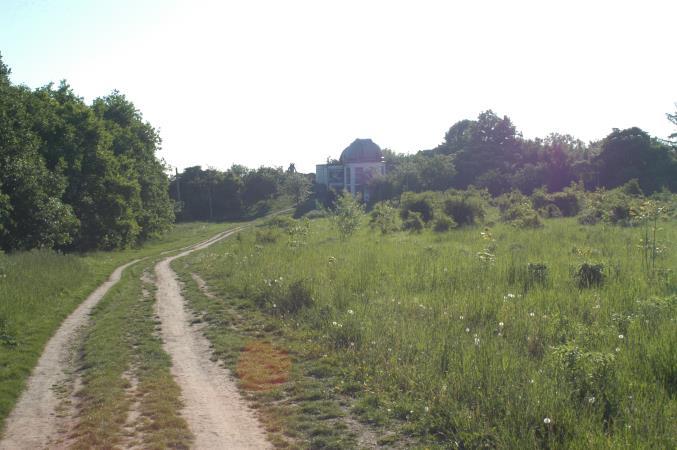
[2,0,675,173]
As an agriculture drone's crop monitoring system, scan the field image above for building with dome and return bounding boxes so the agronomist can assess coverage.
[315,138,386,201]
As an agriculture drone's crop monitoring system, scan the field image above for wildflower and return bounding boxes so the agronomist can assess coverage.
[459,315,464,320]
[499,322,504,328]
[543,417,551,424]
[618,334,624,339]
[347,309,354,315]
[529,312,535,317]
[424,406,429,413]
[588,396,596,404]
[474,337,480,346]
[332,321,338,326]
[272,303,277,308]
[616,347,621,352]
[465,327,470,333]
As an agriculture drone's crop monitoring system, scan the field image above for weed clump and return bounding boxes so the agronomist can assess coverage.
[255,278,314,314]
[575,262,605,288]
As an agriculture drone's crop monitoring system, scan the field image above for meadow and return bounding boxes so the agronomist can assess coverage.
[0,222,234,426]
[177,214,676,448]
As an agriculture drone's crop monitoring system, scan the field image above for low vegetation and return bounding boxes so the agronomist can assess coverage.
[177,200,675,448]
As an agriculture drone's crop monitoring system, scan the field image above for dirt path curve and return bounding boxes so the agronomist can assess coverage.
[154,226,271,449]
[0,259,140,450]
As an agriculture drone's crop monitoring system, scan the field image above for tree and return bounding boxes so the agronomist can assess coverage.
[332,192,364,239]
[283,173,311,205]
[668,104,677,141]
[596,127,676,193]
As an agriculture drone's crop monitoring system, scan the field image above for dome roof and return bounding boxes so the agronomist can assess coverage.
[340,138,383,163]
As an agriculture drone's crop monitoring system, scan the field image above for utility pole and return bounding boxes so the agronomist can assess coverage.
[175,168,181,203]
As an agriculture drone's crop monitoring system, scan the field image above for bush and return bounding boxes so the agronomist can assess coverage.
[267,215,295,229]
[255,278,314,314]
[501,203,542,229]
[575,262,605,288]
[333,192,364,239]
[400,192,435,223]
[369,202,400,234]
[530,185,581,217]
[527,262,549,286]
[303,209,327,220]
[539,204,562,218]
[442,194,485,226]
[550,190,582,217]
[402,211,425,233]
[432,214,456,232]
[255,228,280,244]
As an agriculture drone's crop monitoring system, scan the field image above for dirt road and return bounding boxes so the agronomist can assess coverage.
[1,223,271,449]
[0,260,140,450]
[154,227,270,449]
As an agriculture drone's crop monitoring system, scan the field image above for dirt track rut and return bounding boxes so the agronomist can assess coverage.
[154,227,270,449]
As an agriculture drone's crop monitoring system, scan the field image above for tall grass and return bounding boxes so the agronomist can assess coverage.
[183,217,676,448]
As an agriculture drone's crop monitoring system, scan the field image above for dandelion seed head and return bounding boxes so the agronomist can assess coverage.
[544,417,551,424]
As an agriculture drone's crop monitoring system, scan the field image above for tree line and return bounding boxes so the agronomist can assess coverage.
[169,164,311,222]
[0,54,174,252]
[364,110,677,205]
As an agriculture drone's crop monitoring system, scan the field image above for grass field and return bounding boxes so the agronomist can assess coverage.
[176,215,676,448]
[0,222,234,427]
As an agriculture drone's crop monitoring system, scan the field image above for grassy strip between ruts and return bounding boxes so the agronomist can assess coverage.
[0,222,234,429]
[70,260,192,449]
[174,216,676,449]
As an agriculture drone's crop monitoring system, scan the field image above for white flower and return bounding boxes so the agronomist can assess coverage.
[332,321,338,326]
[529,312,535,317]
[347,309,354,315]
[499,322,504,327]
[474,337,481,346]
[424,406,429,413]
[618,334,624,339]
[544,417,551,424]
[459,315,464,320]
[588,396,596,404]
[616,347,621,352]
[465,327,470,333]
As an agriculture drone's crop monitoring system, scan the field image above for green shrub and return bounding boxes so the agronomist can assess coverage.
[527,262,549,286]
[255,228,280,244]
[575,262,605,288]
[267,215,295,229]
[442,194,485,226]
[400,192,435,223]
[539,204,563,218]
[255,278,314,314]
[550,190,582,217]
[303,209,327,220]
[432,214,456,232]
[501,203,542,229]
[333,192,364,239]
[369,202,400,234]
[402,211,425,233]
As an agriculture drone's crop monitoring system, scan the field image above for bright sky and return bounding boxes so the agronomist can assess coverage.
[2,0,676,173]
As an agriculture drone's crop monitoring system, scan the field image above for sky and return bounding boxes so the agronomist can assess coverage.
[1,0,676,173]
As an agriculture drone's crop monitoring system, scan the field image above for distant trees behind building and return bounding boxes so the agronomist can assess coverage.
[364,110,677,205]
